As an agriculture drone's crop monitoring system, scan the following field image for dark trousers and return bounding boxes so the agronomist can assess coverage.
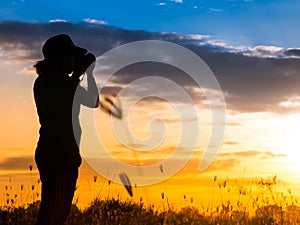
[35,171,78,225]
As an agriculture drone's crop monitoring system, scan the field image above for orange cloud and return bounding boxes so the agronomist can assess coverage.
[0,156,35,171]
[223,141,240,145]
[218,150,286,159]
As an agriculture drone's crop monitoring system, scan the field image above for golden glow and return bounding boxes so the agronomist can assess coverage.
[276,114,300,177]
[1,60,300,209]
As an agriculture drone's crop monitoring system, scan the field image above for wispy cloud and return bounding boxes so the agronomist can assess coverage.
[83,18,108,25]
[17,65,36,75]
[210,8,223,12]
[242,45,285,58]
[49,19,67,23]
[223,141,240,145]
[156,2,166,6]
[219,150,286,159]
[279,96,300,108]
[263,151,286,159]
[170,0,183,3]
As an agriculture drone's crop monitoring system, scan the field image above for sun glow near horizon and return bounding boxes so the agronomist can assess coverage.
[274,113,300,179]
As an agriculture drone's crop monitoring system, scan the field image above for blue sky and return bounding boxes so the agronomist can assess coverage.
[1,0,300,48]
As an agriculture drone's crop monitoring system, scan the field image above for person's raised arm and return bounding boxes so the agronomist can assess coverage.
[73,53,99,108]
[84,59,99,108]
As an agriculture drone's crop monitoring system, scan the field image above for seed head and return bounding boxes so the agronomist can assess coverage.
[119,172,133,197]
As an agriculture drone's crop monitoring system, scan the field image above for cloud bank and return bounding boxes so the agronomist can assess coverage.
[1,20,300,114]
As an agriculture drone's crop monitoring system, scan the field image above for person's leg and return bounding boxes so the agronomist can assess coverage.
[35,172,78,225]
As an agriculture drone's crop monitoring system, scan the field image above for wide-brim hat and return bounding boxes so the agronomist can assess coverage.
[42,34,87,59]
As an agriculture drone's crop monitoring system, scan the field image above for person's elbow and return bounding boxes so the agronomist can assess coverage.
[94,97,100,108]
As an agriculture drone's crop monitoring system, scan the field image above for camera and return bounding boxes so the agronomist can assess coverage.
[72,52,96,79]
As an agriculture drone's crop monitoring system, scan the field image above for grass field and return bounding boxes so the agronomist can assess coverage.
[1,174,300,225]
[1,196,300,225]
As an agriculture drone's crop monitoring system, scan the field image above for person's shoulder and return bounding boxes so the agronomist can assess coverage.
[33,75,42,88]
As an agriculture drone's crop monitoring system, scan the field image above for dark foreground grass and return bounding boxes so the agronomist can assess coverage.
[2,174,300,224]
[1,197,300,225]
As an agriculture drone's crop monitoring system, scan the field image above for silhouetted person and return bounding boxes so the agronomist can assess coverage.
[33,34,99,225]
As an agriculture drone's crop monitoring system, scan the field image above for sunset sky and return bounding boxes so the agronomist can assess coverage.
[1,0,300,208]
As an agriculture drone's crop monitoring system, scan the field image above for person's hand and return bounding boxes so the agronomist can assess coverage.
[72,52,96,79]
